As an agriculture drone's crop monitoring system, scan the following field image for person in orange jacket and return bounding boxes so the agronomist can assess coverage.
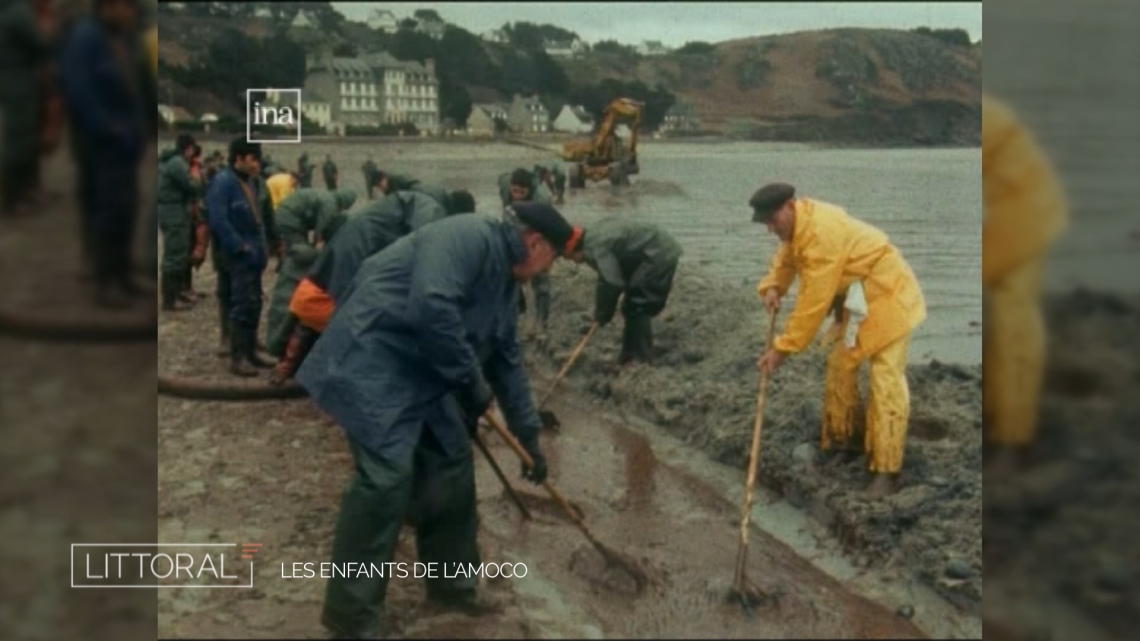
[752,183,927,498]
[982,94,1069,476]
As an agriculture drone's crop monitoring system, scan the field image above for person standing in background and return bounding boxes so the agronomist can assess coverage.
[59,0,146,308]
[0,0,55,218]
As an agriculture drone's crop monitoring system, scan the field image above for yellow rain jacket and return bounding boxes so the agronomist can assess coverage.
[266,172,298,209]
[982,94,1069,284]
[758,199,927,365]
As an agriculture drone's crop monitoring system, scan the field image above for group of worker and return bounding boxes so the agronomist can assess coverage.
[160,89,1064,635]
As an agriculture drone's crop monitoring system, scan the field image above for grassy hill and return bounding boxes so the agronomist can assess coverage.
[156,10,981,146]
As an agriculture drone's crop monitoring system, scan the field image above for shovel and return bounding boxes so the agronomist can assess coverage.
[729,311,779,614]
[483,411,650,592]
[536,323,599,430]
[473,432,531,520]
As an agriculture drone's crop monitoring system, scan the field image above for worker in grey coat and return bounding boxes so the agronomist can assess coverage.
[499,167,554,337]
[264,187,355,356]
[566,217,684,364]
[155,133,202,311]
[267,189,475,386]
[296,203,572,638]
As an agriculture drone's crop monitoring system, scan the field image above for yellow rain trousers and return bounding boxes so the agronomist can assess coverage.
[982,94,1069,445]
[758,199,927,473]
[266,172,298,209]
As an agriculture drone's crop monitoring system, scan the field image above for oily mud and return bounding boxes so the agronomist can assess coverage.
[529,262,984,609]
[982,290,1140,641]
[159,261,930,638]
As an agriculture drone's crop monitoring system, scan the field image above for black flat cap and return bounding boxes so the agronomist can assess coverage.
[750,182,796,222]
[511,202,574,255]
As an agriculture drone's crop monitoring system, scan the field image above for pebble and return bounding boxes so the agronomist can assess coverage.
[944,559,972,579]
[896,604,915,619]
[791,443,816,466]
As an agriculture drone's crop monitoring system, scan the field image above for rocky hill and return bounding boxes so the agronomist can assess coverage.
[562,29,981,145]
[156,9,981,147]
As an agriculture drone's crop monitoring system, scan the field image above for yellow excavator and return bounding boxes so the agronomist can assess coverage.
[561,98,644,188]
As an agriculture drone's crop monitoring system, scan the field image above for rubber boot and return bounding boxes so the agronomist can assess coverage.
[245,326,277,369]
[179,265,196,304]
[230,328,258,378]
[216,307,231,357]
[618,315,654,364]
[269,326,317,386]
[161,273,189,312]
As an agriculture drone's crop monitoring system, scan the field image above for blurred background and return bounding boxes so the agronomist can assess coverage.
[0,0,157,639]
[983,0,1140,639]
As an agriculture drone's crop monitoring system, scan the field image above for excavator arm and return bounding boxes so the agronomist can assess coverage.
[562,98,644,166]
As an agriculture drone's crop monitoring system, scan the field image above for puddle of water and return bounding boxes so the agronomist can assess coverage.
[601,403,983,640]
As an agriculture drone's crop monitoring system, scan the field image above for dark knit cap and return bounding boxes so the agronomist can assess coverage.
[749,182,796,222]
[512,202,573,255]
[510,168,533,187]
[228,137,262,164]
[175,133,196,153]
[449,190,476,215]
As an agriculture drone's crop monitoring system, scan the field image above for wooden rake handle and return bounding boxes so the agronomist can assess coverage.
[733,311,779,590]
[538,323,598,409]
[483,411,589,530]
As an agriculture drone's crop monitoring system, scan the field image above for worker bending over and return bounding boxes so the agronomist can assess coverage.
[263,188,356,357]
[269,189,476,385]
[500,167,554,337]
[982,94,1069,476]
[296,203,572,637]
[752,182,926,498]
[565,217,683,364]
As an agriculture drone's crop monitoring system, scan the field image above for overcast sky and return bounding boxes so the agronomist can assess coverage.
[331,2,982,47]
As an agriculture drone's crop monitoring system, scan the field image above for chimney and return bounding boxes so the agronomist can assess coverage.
[424,58,435,75]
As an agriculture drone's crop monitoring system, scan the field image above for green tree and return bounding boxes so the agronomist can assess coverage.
[414,9,444,23]
[675,41,716,55]
[333,42,358,57]
[531,49,569,96]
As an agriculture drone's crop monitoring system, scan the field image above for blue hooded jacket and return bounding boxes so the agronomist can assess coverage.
[206,167,268,270]
[296,214,543,461]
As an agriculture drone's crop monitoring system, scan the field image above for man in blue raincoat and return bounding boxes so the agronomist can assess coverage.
[296,202,574,638]
[206,138,268,378]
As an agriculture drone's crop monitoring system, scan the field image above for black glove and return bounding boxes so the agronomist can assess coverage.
[518,436,548,484]
[454,376,493,436]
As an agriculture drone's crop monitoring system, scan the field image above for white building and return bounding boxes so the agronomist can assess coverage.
[367,9,398,34]
[415,17,446,40]
[481,28,508,44]
[552,104,594,133]
[291,11,316,29]
[304,51,441,134]
[302,95,332,130]
[544,38,586,58]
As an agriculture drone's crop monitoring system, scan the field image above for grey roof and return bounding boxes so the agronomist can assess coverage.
[331,58,374,79]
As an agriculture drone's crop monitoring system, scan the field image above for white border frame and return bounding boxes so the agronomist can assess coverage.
[71,543,254,588]
[246,88,303,144]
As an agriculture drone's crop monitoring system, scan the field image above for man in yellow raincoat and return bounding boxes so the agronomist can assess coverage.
[753,183,927,498]
[982,94,1069,476]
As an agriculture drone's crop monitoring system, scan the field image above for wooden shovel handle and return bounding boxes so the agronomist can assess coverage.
[483,411,588,528]
[734,311,779,588]
[538,323,598,409]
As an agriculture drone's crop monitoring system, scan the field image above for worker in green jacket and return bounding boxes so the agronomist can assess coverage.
[265,188,356,356]
[322,154,338,190]
[566,217,684,364]
[156,133,202,311]
[499,168,554,337]
[533,163,566,204]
